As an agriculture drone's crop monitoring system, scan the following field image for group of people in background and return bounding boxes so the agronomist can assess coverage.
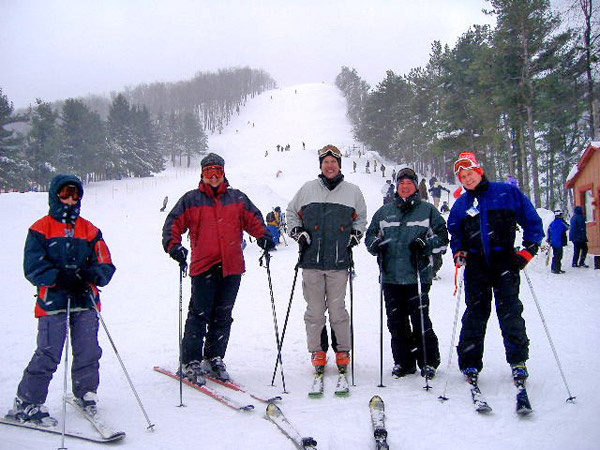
[546,205,589,274]
[8,143,589,428]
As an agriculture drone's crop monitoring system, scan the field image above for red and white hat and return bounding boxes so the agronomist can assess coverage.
[453,152,484,177]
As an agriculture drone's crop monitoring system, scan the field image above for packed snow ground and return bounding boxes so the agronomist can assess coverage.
[1,83,599,450]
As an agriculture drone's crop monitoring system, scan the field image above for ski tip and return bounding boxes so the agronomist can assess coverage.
[369,395,384,405]
[267,396,283,403]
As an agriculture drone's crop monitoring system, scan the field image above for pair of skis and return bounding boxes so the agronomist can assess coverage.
[308,368,350,398]
[154,365,281,411]
[0,395,125,444]
[265,395,389,450]
[465,372,532,415]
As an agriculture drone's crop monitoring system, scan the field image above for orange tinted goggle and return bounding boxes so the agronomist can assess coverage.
[202,165,224,178]
[454,159,478,175]
[57,185,80,200]
[318,145,342,159]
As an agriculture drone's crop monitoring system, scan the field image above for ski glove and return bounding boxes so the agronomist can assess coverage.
[409,237,427,254]
[55,269,88,294]
[453,251,467,267]
[514,241,538,270]
[169,244,188,270]
[290,227,311,250]
[347,229,363,248]
[257,235,276,251]
[367,237,387,256]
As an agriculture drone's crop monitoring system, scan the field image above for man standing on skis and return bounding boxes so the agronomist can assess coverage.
[9,174,116,426]
[162,153,275,384]
[286,144,367,375]
[447,152,544,384]
[365,167,448,380]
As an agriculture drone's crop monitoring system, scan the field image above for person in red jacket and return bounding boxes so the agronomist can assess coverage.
[162,153,275,384]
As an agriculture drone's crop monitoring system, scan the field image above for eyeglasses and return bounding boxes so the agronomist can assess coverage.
[202,165,224,179]
[453,158,479,175]
[396,167,417,180]
[57,184,80,201]
[318,145,342,159]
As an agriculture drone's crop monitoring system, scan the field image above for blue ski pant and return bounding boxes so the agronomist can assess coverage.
[17,309,102,404]
[182,264,241,363]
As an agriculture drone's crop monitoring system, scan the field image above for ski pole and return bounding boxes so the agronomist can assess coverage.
[178,267,185,407]
[439,267,464,402]
[58,296,71,450]
[415,250,432,391]
[377,256,386,388]
[270,250,302,386]
[523,269,576,402]
[262,251,287,393]
[91,298,155,430]
[348,248,356,386]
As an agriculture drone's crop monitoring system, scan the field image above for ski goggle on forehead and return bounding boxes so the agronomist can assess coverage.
[202,165,224,178]
[453,158,479,175]
[318,145,342,159]
[57,184,80,201]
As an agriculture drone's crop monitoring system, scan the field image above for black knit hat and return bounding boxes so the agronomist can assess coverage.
[396,167,418,188]
[201,152,225,168]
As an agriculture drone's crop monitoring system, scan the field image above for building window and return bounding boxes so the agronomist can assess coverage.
[584,189,594,223]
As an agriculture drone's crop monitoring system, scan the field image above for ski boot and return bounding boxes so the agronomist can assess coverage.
[311,351,327,374]
[203,356,230,382]
[511,362,529,384]
[392,364,416,378]
[75,392,98,415]
[335,351,350,374]
[9,396,58,427]
[462,367,479,385]
[179,360,207,386]
[420,365,436,380]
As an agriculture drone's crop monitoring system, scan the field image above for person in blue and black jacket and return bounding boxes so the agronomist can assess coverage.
[9,174,115,426]
[447,152,544,385]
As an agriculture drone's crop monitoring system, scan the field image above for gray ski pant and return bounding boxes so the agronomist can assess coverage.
[17,309,102,404]
[301,269,350,353]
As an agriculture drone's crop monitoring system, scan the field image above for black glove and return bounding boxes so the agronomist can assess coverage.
[257,235,275,251]
[348,230,363,248]
[409,237,427,254]
[79,267,98,285]
[55,269,88,293]
[367,237,386,255]
[169,244,188,270]
[290,227,311,250]
[513,241,539,270]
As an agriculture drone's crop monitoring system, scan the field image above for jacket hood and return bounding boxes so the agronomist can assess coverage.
[574,205,584,215]
[48,174,84,223]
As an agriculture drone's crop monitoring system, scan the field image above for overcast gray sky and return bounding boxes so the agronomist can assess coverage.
[1,0,499,109]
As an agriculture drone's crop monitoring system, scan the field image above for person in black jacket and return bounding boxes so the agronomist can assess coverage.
[569,205,589,268]
[9,174,116,426]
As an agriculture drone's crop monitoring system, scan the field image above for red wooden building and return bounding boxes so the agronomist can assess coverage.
[565,142,600,268]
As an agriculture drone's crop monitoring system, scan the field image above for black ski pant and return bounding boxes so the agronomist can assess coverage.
[182,264,241,364]
[383,283,440,371]
[551,246,564,272]
[457,266,529,372]
[572,242,588,266]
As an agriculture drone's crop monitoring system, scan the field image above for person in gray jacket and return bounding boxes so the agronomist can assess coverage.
[365,167,448,380]
[286,144,367,375]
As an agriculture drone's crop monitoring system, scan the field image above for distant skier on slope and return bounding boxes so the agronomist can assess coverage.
[286,144,367,377]
[162,153,274,384]
[8,174,116,426]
